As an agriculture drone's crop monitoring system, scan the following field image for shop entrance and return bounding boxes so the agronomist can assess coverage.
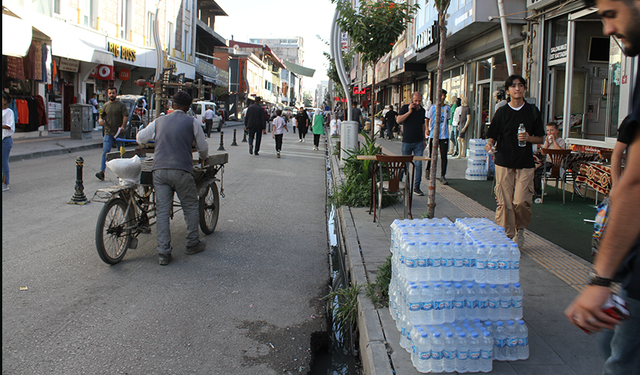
[475,80,504,138]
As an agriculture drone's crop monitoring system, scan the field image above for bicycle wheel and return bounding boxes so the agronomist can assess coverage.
[199,182,220,235]
[96,198,134,264]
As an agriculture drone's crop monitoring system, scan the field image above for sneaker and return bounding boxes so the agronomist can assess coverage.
[185,241,206,255]
[514,229,525,248]
[277,151,281,158]
[95,171,105,181]
[158,253,172,266]
[255,151,259,156]
[440,176,448,185]
[313,146,318,151]
[414,188,424,196]
[2,183,9,192]
[299,139,303,142]
[302,139,305,143]
[249,145,253,155]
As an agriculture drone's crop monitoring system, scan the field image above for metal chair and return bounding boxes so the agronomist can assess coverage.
[541,148,572,204]
[372,155,415,224]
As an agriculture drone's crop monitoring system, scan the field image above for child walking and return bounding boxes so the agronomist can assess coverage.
[272,109,288,158]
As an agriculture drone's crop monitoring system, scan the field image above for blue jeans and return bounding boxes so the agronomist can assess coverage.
[153,169,200,254]
[2,136,12,184]
[599,291,640,375]
[100,135,122,172]
[402,141,425,190]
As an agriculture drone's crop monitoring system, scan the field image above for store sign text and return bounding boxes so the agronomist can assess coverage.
[549,44,567,61]
[416,22,438,52]
[108,42,137,62]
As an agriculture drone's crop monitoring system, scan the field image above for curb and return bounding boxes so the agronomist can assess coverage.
[9,143,104,162]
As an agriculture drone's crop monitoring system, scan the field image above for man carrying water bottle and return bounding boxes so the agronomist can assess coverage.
[565,1,640,374]
[484,75,544,247]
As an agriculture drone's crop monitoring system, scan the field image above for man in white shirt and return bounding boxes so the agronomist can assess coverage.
[203,106,215,138]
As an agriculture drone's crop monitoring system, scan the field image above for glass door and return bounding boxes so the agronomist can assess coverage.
[476,81,491,138]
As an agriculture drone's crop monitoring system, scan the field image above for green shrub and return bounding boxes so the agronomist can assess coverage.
[366,255,392,308]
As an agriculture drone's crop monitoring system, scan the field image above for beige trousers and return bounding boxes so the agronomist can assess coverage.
[494,166,535,239]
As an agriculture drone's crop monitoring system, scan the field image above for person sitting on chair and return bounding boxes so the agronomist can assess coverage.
[534,121,566,197]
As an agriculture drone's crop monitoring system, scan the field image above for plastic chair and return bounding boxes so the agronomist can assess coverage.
[372,155,415,224]
[541,148,572,204]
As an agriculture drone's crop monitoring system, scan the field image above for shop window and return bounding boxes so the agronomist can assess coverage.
[146,12,155,47]
[119,0,131,40]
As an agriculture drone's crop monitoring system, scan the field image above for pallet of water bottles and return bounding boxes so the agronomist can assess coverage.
[465,139,493,181]
[388,217,528,373]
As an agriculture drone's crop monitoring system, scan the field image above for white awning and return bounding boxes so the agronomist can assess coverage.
[2,13,32,57]
[6,5,113,65]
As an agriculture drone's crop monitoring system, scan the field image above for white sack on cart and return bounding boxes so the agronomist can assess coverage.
[106,155,141,185]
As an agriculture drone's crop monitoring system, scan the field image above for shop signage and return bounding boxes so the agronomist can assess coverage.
[89,65,115,80]
[118,69,131,81]
[334,97,347,102]
[390,55,404,74]
[108,42,137,62]
[416,21,438,52]
[549,44,568,61]
[341,32,349,50]
[59,58,79,73]
[353,87,368,95]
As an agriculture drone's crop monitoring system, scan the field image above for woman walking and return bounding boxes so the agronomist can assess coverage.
[311,108,325,151]
[295,106,309,142]
[2,92,15,192]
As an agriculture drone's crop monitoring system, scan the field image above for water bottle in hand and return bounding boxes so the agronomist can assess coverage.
[518,124,526,147]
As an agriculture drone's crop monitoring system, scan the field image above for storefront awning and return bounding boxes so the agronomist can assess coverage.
[2,13,32,57]
[6,5,113,65]
[283,60,315,77]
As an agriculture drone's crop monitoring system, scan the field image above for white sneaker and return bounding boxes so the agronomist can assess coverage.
[514,229,525,248]
[2,183,9,192]
[313,146,318,151]
[302,139,305,143]
[299,139,302,142]
[277,151,281,158]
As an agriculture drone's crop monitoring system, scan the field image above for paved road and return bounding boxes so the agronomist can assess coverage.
[2,126,331,374]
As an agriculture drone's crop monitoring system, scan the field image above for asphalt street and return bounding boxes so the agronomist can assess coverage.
[2,125,331,374]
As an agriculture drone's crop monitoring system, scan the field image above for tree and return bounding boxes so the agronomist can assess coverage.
[332,0,419,137]
[427,0,450,219]
[303,92,313,107]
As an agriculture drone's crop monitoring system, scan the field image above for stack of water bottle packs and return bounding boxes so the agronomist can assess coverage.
[465,139,489,181]
[388,217,529,373]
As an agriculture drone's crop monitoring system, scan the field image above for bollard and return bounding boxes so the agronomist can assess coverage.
[242,128,247,142]
[68,156,90,205]
[231,129,238,146]
[217,131,226,151]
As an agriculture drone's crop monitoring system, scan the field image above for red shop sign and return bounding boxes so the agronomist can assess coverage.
[118,68,131,81]
[352,87,368,95]
[89,65,114,80]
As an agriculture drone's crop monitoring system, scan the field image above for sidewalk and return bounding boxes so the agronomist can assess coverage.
[8,121,244,162]
[327,134,604,375]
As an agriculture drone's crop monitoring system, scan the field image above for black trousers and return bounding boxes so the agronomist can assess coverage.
[299,126,308,139]
[426,139,449,177]
[248,128,263,153]
[205,119,213,137]
[275,134,283,152]
[314,134,321,147]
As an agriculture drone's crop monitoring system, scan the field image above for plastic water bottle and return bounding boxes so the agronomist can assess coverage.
[517,320,529,360]
[464,241,476,281]
[440,241,453,281]
[431,332,444,373]
[497,244,511,284]
[443,283,455,323]
[511,283,523,320]
[487,284,501,321]
[409,325,420,356]
[510,244,520,283]
[476,283,489,321]
[432,283,445,325]
[468,331,482,372]
[480,331,494,372]
[417,241,429,280]
[505,320,518,360]
[452,241,465,281]
[430,241,441,281]
[464,282,477,319]
[475,244,487,283]
[407,284,422,325]
[494,321,507,361]
[443,331,457,373]
[415,332,431,373]
[486,244,499,284]
[499,284,512,320]
[420,284,434,325]
[518,124,526,147]
[453,283,466,320]
[456,331,469,373]
[405,242,419,282]
[399,313,411,351]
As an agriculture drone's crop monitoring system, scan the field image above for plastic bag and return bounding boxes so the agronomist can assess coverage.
[106,155,141,185]
[592,197,610,256]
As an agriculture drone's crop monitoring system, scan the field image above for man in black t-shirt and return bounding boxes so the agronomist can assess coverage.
[485,75,544,246]
[397,92,427,195]
[384,105,398,140]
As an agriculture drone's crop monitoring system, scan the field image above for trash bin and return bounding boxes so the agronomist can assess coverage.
[70,104,93,140]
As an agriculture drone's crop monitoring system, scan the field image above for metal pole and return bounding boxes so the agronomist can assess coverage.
[217,131,225,151]
[68,156,89,205]
[497,0,514,76]
[231,128,238,146]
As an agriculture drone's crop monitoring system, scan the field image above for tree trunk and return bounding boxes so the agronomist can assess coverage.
[427,10,448,219]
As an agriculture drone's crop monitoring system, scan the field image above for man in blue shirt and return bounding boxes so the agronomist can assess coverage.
[425,89,451,185]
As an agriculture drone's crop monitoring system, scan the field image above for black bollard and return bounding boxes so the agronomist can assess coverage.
[217,131,226,151]
[242,128,247,142]
[231,129,238,146]
[68,156,90,205]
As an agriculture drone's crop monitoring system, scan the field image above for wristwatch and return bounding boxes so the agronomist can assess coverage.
[588,271,613,287]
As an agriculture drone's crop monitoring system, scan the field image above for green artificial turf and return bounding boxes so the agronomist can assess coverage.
[447,178,597,262]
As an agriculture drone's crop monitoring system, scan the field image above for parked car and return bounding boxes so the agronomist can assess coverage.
[191,101,222,132]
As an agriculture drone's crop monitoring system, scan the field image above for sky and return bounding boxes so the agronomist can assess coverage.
[214,0,336,93]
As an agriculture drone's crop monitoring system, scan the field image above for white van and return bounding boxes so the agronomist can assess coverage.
[191,101,222,132]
